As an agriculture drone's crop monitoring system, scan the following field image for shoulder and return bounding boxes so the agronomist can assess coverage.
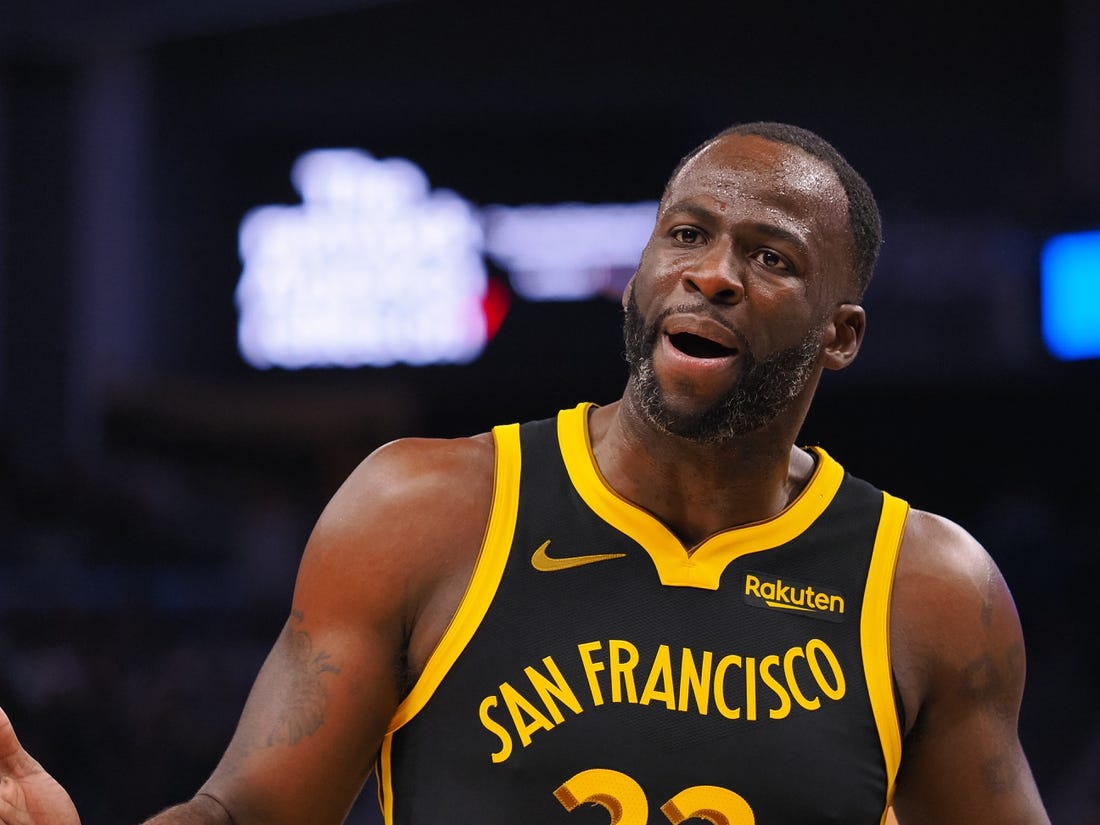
[313,432,496,540]
[895,509,1001,605]
[343,431,496,495]
[890,508,1026,733]
[294,432,498,629]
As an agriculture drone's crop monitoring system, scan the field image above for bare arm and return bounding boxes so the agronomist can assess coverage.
[188,434,495,825]
[890,510,1049,824]
[2,434,494,825]
[140,795,231,825]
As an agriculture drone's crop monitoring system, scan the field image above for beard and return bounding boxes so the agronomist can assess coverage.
[622,287,823,443]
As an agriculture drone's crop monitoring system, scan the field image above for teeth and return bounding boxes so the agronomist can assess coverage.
[670,332,735,358]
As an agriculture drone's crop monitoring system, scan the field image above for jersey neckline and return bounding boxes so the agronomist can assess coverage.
[556,402,845,590]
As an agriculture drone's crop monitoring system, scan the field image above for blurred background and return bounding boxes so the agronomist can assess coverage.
[1,1,1098,822]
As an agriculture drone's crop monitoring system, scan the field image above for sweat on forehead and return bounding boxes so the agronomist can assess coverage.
[663,135,847,214]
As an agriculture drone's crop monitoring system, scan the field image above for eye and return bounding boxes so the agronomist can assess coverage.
[671,226,705,245]
[751,249,790,271]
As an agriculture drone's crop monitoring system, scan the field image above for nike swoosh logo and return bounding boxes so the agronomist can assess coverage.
[530,540,627,572]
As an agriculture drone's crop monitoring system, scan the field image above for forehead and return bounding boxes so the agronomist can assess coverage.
[664,134,850,245]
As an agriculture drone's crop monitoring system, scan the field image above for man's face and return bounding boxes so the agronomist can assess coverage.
[623,285,825,442]
[623,134,854,442]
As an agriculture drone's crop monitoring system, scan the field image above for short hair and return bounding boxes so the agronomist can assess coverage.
[664,122,882,299]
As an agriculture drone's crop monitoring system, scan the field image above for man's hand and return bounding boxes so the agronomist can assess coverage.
[0,707,79,825]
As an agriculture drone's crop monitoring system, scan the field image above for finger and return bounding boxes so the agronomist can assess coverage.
[0,709,36,777]
[0,707,24,762]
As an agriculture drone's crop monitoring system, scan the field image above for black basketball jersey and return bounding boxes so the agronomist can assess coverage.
[377,403,908,824]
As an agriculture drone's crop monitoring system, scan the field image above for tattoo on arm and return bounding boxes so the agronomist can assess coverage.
[266,610,341,748]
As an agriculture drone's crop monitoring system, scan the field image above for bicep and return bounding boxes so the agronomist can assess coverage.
[193,437,493,825]
[194,463,412,824]
[891,513,1049,824]
[893,685,1043,823]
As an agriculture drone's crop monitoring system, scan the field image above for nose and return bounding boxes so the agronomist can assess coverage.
[681,243,744,303]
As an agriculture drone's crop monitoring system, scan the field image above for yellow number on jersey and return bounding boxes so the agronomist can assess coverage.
[554,769,755,824]
[661,785,755,824]
[554,768,649,825]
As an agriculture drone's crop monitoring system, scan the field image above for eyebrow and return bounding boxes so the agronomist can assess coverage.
[662,201,811,258]
[661,201,716,224]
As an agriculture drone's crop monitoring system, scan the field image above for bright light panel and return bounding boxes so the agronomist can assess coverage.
[236,150,661,369]
[1041,230,1100,361]
[236,149,488,368]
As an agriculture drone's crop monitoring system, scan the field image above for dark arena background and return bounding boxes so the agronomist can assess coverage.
[1,2,1098,823]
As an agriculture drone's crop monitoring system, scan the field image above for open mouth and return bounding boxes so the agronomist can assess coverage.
[668,332,737,359]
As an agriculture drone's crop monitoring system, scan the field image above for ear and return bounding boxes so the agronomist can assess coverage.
[822,304,866,371]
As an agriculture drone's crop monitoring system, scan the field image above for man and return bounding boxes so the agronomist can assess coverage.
[0,123,1049,824]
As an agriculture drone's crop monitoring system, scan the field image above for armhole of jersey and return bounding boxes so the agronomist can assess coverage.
[377,423,522,824]
[862,491,909,814]
[385,422,521,732]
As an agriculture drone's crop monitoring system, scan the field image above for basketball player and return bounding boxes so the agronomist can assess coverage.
[0,123,1050,824]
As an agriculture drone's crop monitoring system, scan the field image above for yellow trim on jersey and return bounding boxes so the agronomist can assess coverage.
[557,402,846,590]
[377,423,523,824]
[377,735,393,822]
[861,492,909,814]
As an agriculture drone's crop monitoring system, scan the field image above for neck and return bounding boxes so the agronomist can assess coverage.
[588,394,816,548]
